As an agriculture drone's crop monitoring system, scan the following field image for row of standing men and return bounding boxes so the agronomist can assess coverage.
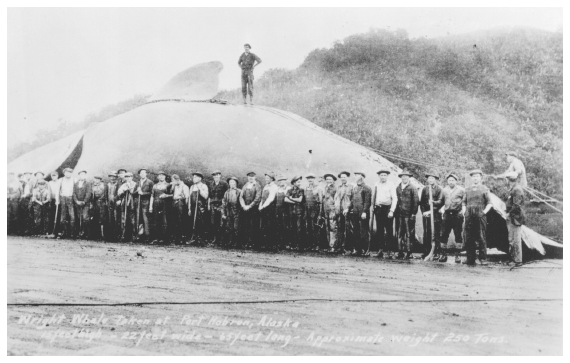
[7,166,525,266]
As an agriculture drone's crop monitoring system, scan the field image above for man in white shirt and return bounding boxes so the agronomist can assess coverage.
[56,168,76,238]
[371,169,398,259]
[259,173,279,250]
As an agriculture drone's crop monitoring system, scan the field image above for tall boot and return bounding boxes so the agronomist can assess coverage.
[250,96,254,105]
[243,96,247,104]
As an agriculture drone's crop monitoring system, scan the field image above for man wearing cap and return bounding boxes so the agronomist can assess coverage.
[275,175,292,249]
[335,172,353,255]
[440,173,466,263]
[239,172,262,247]
[188,172,209,245]
[221,176,242,247]
[394,169,419,259]
[56,168,76,238]
[350,172,372,256]
[31,179,51,236]
[117,172,137,241]
[91,176,107,240]
[463,169,493,265]
[7,172,22,235]
[497,151,527,188]
[208,170,229,245]
[170,174,190,243]
[304,173,323,251]
[238,43,262,105]
[20,171,38,235]
[420,172,444,259]
[73,170,92,239]
[258,173,279,250]
[47,171,61,236]
[322,173,339,252]
[134,168,154,242]
[285,175,306,251]
[106,172,120,241]
[372,169,398,258]
[504,174,525,266]
[150,172,172,244]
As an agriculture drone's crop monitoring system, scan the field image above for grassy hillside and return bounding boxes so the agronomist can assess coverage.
[218,28,562,200]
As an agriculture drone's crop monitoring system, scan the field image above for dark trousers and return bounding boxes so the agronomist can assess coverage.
[59,196,75,238]
[171,200,187,241]
[223,209,240,244]
[189,202,207,241]
[120,204,136,241]
[241,70,254,98]
[422,212,442,255]
[210,202,224,240]
[337,213,351,251]
[109,203,121,241]
[91,200,107,240]
[465,212,487,262]
[241,209,259,246]
[350,213,370,253]
[441,210,464,246]
[259,206,277,249]
[136,198,151,238]
[76,202,91,238]
[396,213,416,252]
[290,213,306,249]
[49,200,60,236]
[8,198,20,235]
[153,200,169,241]
[374,205,394,252]
[305,213,321,249]
[18,196,32,235]
[32,201,51,235]
[276,210,291,248]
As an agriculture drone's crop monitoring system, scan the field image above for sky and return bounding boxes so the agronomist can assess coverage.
[7,7,563,147]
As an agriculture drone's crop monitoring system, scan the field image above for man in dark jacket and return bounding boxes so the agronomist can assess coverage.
[239,172,262,247]
[134,168,154,242]
[73,170,92,239]
[208,170,229,245]
[350,172,372,256]
[420,172,444,258]
[395,169,419,259]
[505,175,525,266]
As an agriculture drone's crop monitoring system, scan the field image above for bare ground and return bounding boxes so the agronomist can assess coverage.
[7,236,563,355]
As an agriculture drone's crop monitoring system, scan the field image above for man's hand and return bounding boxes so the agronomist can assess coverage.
[137,187,142,194]
[440,208,445,214]
[423,211,431,217]
[343,209,348,216]
[388,211,394,218]
[361,212,366,220]
[188,210,192,217]
[149,207,153,213]
[222,215,227,220]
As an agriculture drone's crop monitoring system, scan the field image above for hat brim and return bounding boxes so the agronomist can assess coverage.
[323,174,337,181]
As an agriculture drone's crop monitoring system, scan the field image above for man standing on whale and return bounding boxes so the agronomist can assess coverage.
[238,43,262,105]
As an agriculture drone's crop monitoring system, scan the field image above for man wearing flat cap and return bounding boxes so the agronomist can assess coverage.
[239,172,262,247]
[31,179,50,236]
[335,171,353,254]
[395,169,419,259]
[208,170,229,245]
[420,171,444,259]
[170,174,190,243]
[188,172,209,245]
[463,169,493,265]
[258,173,279,250]
[73,170,92,239]
[134,168,154,242]
[304,173,323,251]
[238,43,262,105]
[322,173,339,252]
[150,171,172,244]
[497,151,527,188]
[372,169,398,258]
[350,172,372,256]
[47,171,61,236]
[221,176,242,247]
[286,175,306,251]
[106,172,120,241]
[440,173,466,263]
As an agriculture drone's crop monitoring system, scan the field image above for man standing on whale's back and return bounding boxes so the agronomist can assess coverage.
[238,43,262,105]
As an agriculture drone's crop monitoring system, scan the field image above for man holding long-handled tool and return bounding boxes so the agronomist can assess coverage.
[463,169,493,266]
[117,172,137,242]
[350,172,372,256]
[134,168,154,242]
[420,172,443,261]
[56,168,75,239]
[47,171,61,237]
[371,169,398,259]
[395,169,419,260]
[170,174,190,244]
[73,170,92,239]
[188,172,209,245]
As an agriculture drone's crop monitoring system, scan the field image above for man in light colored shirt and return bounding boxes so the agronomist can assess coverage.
[57,168,75,238]
[170,174,190,243]
[48,171,61,236]
[259,173,279,250]
[440,173,466,263]
[497,151,527,188]
[371,169,398,258]
[334,171,353,255]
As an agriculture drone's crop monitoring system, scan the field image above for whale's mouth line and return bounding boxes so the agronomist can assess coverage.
[50,136,84,180]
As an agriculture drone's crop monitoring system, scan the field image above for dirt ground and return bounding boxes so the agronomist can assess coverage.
[7,236,563,355]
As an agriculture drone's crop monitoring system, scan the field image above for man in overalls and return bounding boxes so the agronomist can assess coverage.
[188,172,209,245]
[239,171,262,248]
[221,176,242,247]
[150,171,171,244]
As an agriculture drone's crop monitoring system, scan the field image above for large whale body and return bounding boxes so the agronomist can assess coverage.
[8,61,562,257]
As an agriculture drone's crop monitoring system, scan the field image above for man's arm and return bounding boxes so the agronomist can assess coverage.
[260,185,277,209]
[253,54,262,68]
[389,185,397,214]
[251,183,262,207]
